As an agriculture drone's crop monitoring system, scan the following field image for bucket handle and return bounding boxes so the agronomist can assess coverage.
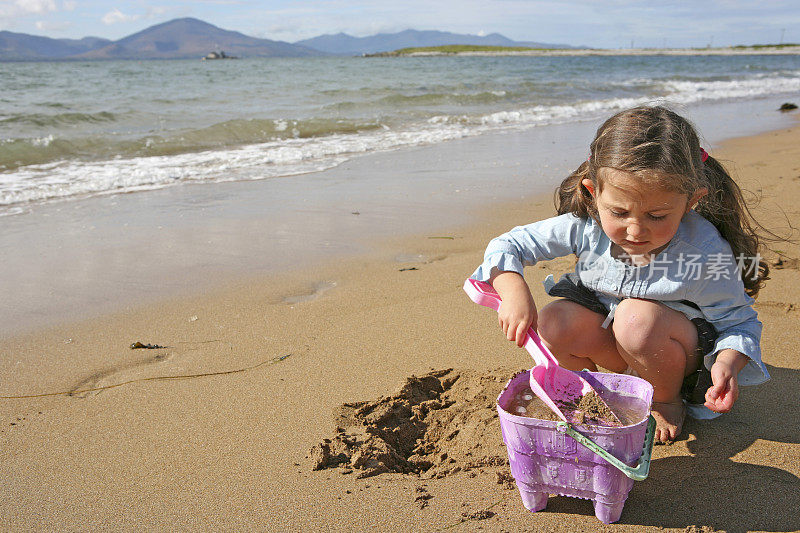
[555,415,656,481]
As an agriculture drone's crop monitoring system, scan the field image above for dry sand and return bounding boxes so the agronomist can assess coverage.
[2,118,800,531]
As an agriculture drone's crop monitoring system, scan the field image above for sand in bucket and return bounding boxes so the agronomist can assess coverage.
[507,383,648,426]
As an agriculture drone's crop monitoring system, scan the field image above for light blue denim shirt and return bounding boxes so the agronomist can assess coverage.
[472,211,769,398]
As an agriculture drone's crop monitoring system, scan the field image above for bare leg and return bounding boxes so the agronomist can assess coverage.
[538,298,700,442]
[612,298,700,442]
[537,299,627,373]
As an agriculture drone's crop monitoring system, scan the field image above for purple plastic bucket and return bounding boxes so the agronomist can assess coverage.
[497,369,655,524]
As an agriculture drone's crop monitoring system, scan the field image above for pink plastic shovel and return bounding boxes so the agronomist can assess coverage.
[464,278,621,426]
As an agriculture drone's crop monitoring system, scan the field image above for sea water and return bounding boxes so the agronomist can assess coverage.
[1,54,799,335]
[2,54,799,215]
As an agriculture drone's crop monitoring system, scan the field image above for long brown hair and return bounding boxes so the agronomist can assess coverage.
[556,105,768,297]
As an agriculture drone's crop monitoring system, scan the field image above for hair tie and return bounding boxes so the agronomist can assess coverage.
[700,148,709,162]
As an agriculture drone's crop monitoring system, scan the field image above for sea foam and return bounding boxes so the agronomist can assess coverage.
[1,61,798,214]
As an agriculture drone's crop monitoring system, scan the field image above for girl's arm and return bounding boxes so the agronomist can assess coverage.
[471,214,590,347]
[690,239,769,388]
[705,348,749,413]
[471,214,590,284]
[490,271,537,347]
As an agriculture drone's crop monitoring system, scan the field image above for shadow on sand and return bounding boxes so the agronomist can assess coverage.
[608,363,800,532]
[538,364,799,531]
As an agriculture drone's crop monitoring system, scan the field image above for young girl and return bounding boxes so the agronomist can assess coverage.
[472,105,770,443]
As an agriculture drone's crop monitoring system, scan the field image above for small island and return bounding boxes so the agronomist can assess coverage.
[367,43,800,57]
[367,45,544,57]
[202,50,238,60]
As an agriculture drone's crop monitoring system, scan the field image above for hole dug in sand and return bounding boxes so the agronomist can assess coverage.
[310,368,513,479]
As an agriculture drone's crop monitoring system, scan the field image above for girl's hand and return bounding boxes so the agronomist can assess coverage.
[704,350,748,413]
[490,271,538,347]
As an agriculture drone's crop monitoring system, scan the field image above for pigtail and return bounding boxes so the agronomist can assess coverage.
[696,156,769,297]
[555,161,597,219]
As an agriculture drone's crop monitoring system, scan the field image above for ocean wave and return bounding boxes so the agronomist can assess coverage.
[323,90,513,113]
[0,122,478,209]
[663,75,800,102]
[0,117,387,171]
[128,117,388,158]
[378,90,512,107]
[2,68,799,213]
[0,111,118,127]
[432,73,800,128]
[0,136,85,172]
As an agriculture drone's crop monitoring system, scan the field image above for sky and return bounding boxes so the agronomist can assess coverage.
[1,0,798,49]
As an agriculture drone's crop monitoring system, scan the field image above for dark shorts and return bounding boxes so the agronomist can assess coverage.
[545,273,718,404]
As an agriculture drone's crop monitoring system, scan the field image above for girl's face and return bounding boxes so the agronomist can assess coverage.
[583,169,706,259]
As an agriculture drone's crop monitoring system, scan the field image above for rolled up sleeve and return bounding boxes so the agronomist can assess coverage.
[471,214,589,282]
[694,261,769,386]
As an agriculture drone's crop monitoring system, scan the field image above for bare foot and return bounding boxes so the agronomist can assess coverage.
[651,401,686,443]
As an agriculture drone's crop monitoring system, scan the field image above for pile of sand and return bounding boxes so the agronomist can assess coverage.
[310,368,518,479]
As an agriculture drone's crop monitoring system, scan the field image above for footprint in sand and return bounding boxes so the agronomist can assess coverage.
[69,350,183,398]
[394,253,448,272]
[283,281,337,304]
[394,253,447,264]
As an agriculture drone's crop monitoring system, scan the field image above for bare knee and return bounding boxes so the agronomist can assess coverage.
[538,300,583,348]
[538,299,626,372]
[612,298,698,363]
[612,299,663,356]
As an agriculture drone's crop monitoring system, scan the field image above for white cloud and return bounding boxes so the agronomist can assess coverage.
[101,8,139,25]
[0,0,58,28]
[62,0,76,11]
[13,0,57,14]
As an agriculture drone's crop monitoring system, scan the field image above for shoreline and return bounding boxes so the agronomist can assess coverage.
[2,112,800,529]
[2,97,797,339]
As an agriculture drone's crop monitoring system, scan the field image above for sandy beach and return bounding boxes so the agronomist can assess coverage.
[2,111,800,531]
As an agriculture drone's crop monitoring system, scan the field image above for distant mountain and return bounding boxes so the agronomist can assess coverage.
[295,29,574,56]
[0,20,573,61]
[0,31,111,60]
[77,18,322,59]
[0,18,323,61]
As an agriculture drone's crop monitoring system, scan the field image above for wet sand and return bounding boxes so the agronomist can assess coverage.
[2,111,800,531]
